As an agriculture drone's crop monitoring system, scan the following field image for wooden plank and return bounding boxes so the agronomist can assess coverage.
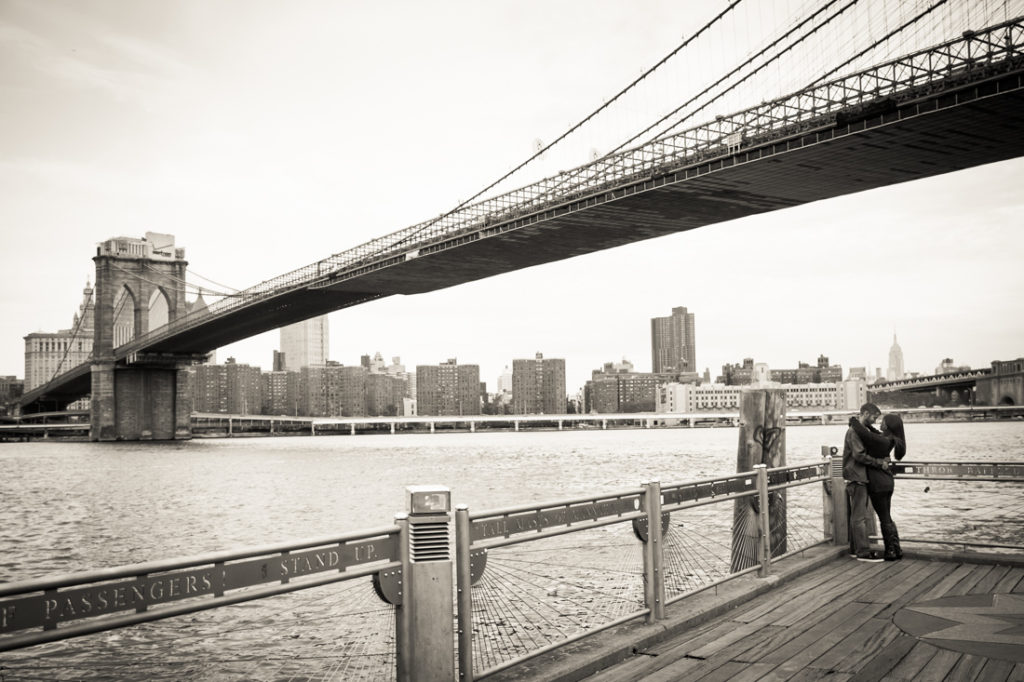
[771,562,896,628]
[970,565,1010,594]
[975,657,1016,682]
[807,616,888,672]
[786,670,852,682]
[835,622,903,673]
[883,641,944,681]
[846,633,918,681]
[946,653,989,680]
[945,564,997,597]
[916,563,977,601]
[992,566,1023,594]
[758,603,887,679]
[696,660,776,682]
[650,624,790,682]
[868,560,943,604]
[917,648,964,680]
[733,559,860,624]
[875,560,958,620]
[756,601,877,668]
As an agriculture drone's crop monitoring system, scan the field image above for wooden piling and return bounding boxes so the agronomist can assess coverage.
[731,388,787,572]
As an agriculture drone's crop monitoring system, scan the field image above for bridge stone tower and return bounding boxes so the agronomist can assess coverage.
[91,233,193,441]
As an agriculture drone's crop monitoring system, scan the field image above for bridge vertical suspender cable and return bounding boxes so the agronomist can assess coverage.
[373,0,747,256]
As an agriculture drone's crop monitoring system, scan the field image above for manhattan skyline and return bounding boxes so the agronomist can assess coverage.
[1,2,1022,393]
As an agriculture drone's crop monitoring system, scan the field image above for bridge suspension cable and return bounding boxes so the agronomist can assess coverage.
[359,0,748,259]
[808,0,951,86]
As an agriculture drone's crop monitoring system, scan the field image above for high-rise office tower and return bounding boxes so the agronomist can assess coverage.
[651,306,695,375]
[279,315,329,371]
[887,334,905,381]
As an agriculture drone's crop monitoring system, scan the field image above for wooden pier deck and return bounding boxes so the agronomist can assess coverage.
[494,548,1024,682]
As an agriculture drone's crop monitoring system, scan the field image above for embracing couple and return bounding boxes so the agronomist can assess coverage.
[842,402,907,563]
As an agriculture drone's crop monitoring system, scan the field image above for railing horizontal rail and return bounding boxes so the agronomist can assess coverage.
[0,524,401,596]
[0,560,398,653]
[470,510,647,551]
[0,525,401,651]
[893,461,1024,481]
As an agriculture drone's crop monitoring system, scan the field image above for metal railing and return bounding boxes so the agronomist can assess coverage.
[0,526,402,680]
[113,16,1024,360]
[455,460,832,679]
[2,458,1022,681]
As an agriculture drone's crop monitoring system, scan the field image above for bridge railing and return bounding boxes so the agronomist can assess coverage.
[116,16,1024,360]
[454,460,832,679]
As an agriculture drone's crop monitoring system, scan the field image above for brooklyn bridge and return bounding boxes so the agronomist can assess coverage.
[14,8,1024,440]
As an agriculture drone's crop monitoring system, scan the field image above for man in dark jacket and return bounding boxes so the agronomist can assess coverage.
[843,402,889,562]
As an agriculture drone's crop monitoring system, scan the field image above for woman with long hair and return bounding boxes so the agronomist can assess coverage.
[849,413,907,560]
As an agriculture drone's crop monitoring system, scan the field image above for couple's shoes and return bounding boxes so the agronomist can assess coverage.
[856,551,884,563]
[849,550,902,562]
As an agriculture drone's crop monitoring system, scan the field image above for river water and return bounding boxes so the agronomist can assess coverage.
[1,421,1022,679]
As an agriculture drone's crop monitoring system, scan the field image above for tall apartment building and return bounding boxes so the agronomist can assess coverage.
[366,373,409,417]
[279,316,329,371]
[262,370,300,416]
[584,361,682,413]
[651,306,696,374]
[512,352,566,414]
[193,358,262,414]
[416,359,480,416]
[23,281,95,391]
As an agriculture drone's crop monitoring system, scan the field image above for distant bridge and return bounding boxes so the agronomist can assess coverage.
[870,359,1024,406]
[16,15,1024,438]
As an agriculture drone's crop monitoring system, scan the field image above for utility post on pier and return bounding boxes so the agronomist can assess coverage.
[396,485,455,682]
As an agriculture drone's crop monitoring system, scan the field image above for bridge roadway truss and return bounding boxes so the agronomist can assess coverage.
[20,17,1024,412]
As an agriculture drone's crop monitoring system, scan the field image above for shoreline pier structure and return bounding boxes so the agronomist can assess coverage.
[2,390,1023,680]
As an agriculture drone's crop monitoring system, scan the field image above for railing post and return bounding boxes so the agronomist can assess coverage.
[394,513,412,681]
[396,486,454,682]
[821,452,835,541]
[640,480,665,622]
[755,464,771,578]
[455,504,473,682]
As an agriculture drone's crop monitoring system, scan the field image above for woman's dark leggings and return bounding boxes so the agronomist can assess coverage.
[868,489,894,528]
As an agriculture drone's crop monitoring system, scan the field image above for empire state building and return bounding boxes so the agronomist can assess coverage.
[887,334,905,381]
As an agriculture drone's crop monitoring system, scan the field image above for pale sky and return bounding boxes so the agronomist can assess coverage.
[2,0,1022,393]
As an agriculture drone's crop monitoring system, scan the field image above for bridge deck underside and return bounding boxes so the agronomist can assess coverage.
[324,82,1024,298]
[22,70,1024,408]
[146,78,1024,352]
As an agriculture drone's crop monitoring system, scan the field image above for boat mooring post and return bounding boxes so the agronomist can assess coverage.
[397,485,454,682]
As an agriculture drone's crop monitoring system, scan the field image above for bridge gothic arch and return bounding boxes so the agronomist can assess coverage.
[91,237,191,441]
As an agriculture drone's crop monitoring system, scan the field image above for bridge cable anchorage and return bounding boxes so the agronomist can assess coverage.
[350,0,747,263]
